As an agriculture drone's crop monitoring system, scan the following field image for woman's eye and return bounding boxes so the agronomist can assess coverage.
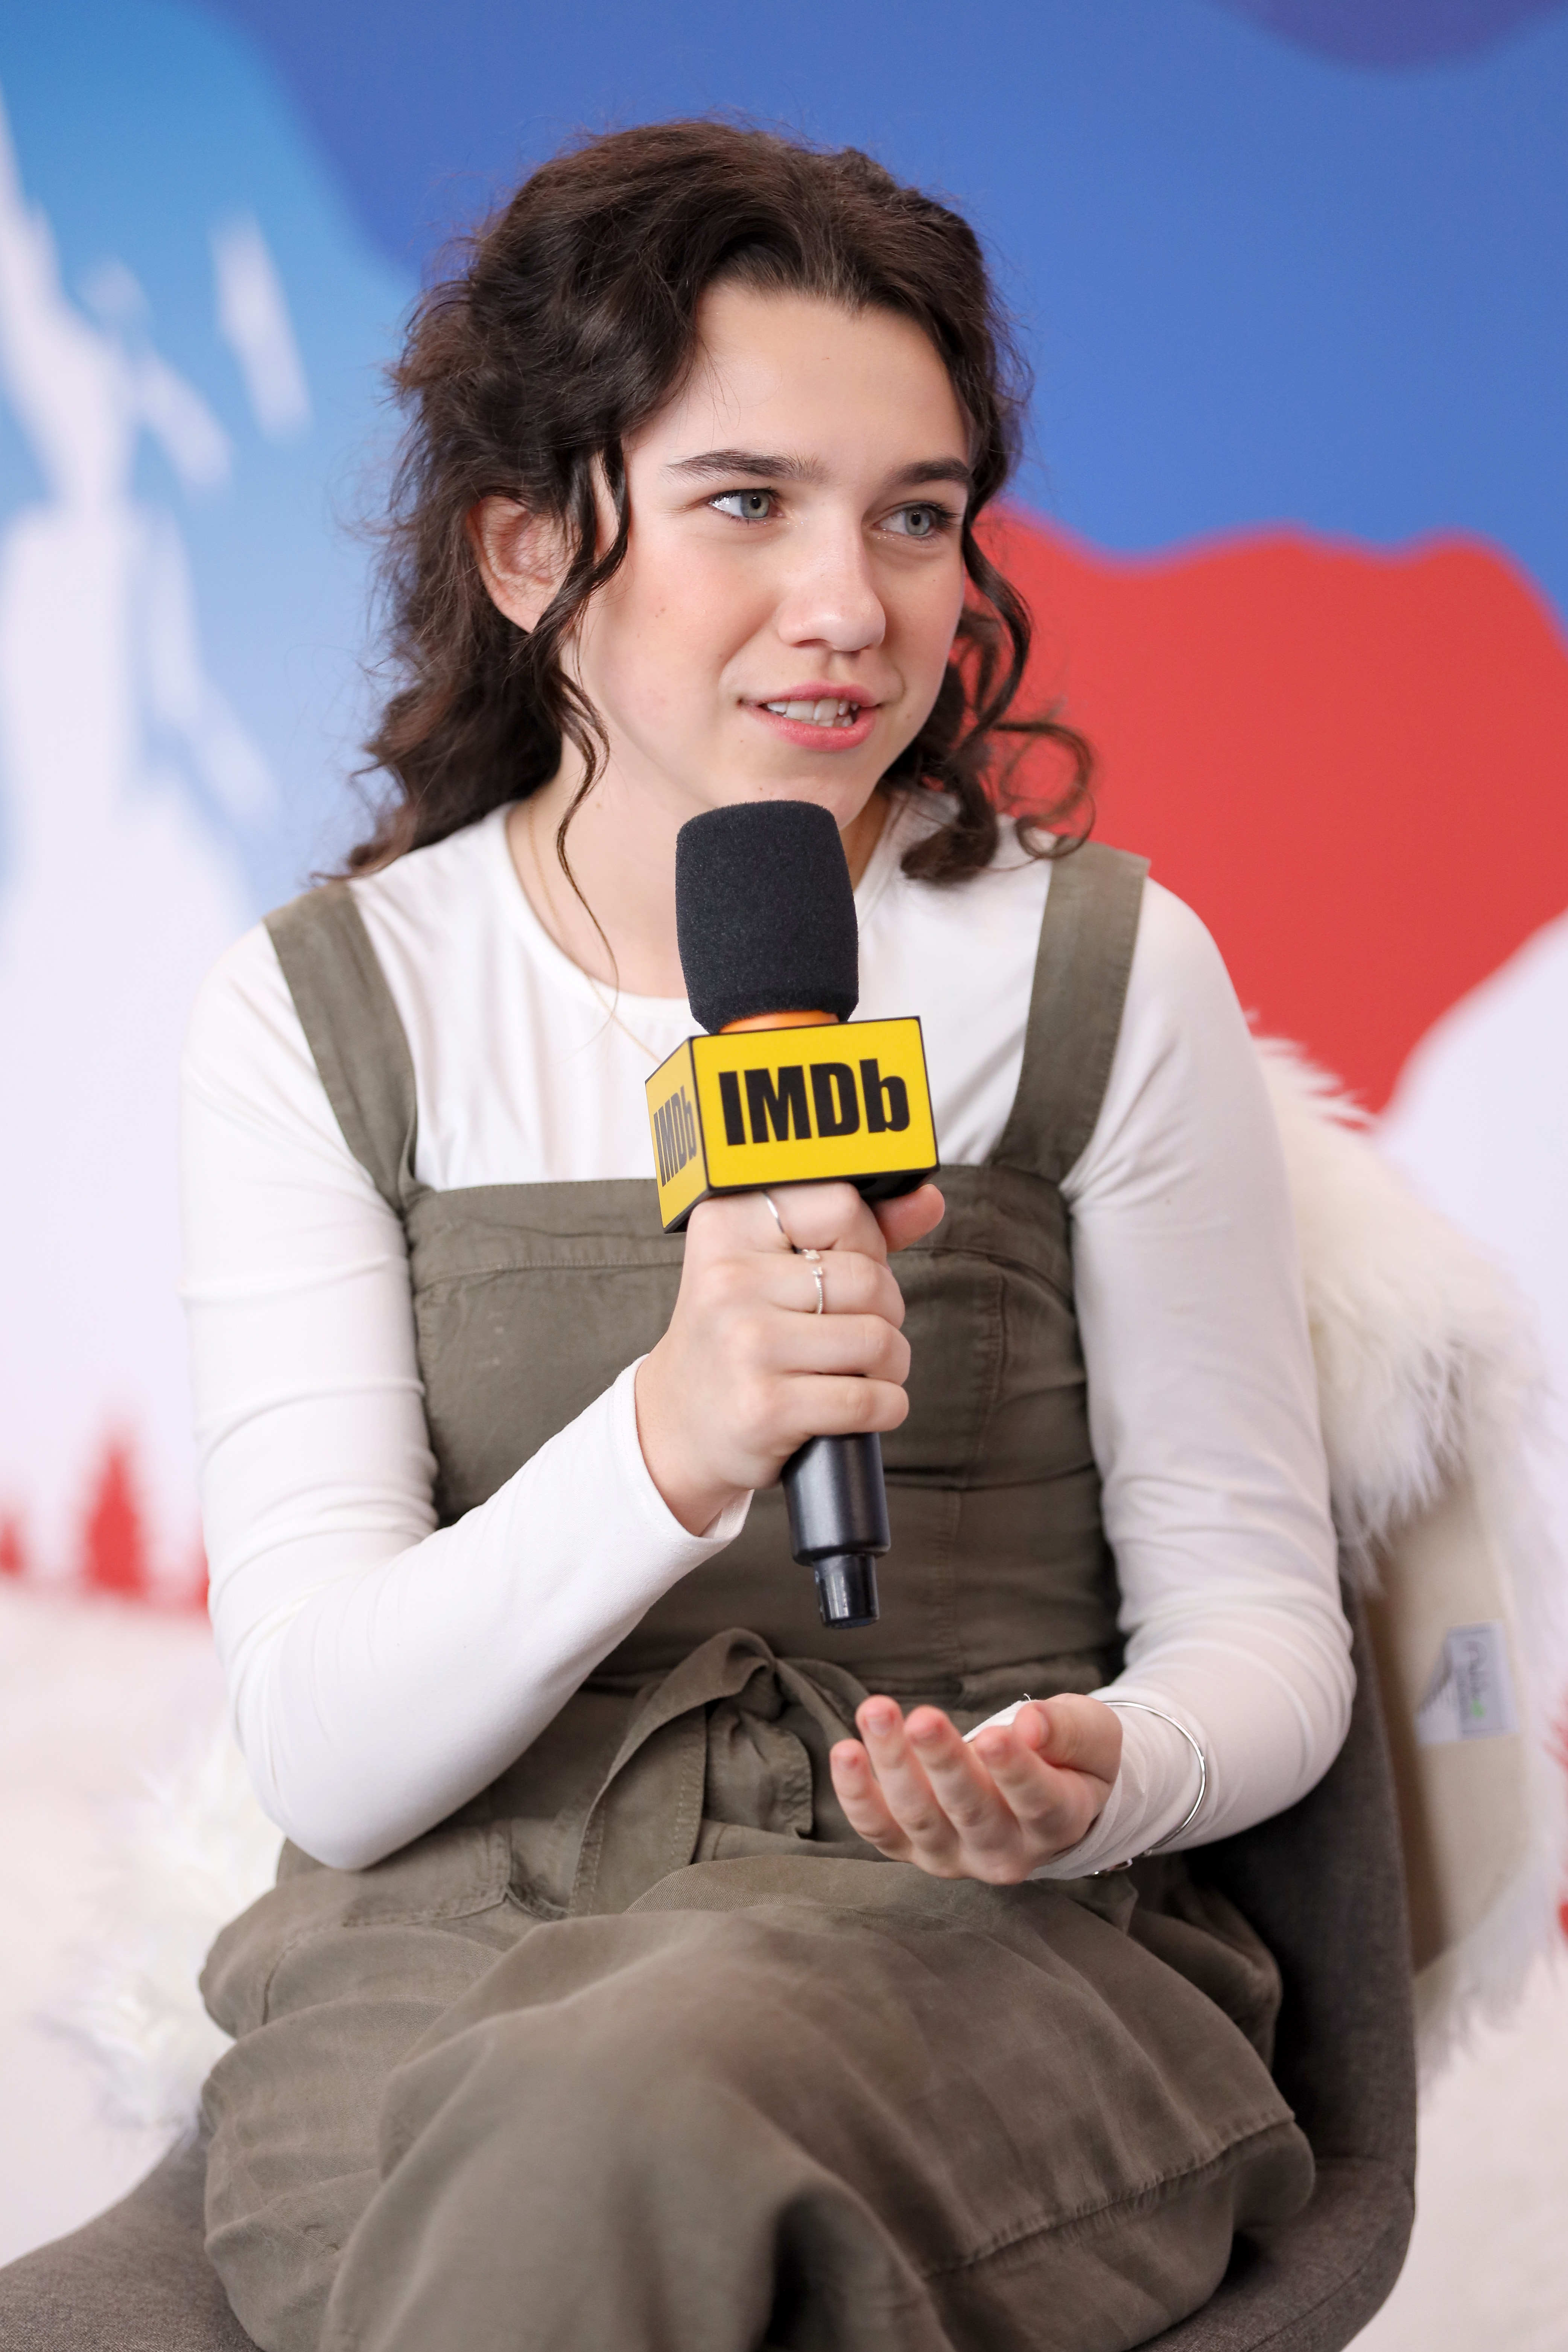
[884,504,951,540]
[710,489,776,523]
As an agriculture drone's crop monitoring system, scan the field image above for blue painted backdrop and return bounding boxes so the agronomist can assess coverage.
[2,0,1565,906]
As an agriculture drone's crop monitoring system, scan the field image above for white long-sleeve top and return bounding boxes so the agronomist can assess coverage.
[180,798,1351,1874]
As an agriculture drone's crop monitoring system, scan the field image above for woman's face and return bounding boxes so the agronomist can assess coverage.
[542,285,972,834]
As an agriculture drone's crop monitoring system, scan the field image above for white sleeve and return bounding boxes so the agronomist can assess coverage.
[180,925,748,1871]
[970,881,1352,1877]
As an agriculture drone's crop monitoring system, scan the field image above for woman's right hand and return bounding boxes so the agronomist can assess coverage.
[634,1180,944,1535]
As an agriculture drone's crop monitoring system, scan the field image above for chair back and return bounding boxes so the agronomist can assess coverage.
[1145,1579,1417,2350]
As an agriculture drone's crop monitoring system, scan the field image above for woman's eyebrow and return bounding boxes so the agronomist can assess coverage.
[890,459,975,492]
[663,449,973,492]
[665,448,820,482]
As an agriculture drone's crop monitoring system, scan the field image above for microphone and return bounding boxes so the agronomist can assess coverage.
[645,801,939,1629]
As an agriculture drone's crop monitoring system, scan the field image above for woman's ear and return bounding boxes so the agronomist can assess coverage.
[468,497,570,633]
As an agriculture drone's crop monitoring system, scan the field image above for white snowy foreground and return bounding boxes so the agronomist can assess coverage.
[0,1577,1565,2348]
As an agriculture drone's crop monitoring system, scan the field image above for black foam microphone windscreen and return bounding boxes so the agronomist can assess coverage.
[675,800,859,1033]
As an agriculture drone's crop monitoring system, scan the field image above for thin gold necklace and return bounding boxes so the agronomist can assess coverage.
[522,795,666,1062]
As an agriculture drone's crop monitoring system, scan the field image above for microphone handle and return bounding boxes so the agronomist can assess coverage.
[782,1432,891,1629]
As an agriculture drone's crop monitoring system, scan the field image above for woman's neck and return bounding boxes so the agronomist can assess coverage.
[507,766,890,1000]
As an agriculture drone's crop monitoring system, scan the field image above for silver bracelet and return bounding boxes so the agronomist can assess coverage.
[1095,1700,1208,1868]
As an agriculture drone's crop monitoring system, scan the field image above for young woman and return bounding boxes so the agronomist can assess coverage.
[182,123,1351,2352]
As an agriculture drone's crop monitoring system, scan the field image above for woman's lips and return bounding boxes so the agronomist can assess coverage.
[745,694,879,752]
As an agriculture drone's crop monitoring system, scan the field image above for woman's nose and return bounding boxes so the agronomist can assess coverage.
[774,527,887,654]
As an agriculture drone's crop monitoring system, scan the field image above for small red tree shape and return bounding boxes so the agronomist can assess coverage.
[80,1436,151,1599]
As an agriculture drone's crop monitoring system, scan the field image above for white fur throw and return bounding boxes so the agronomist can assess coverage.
[1258,1044,1545,1566]
[47,1045,1566,2137]
[48,1720,281,2135]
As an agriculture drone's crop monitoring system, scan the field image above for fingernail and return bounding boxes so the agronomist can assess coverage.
[909,1717,940,1747]
[862,1701,897,1736]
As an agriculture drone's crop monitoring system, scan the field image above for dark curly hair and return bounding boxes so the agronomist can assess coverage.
[349,119,1092,884]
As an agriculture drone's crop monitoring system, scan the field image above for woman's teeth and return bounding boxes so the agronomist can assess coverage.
[763,698,863,727]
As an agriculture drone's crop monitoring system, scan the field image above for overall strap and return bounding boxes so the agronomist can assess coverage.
[991,841,1150,1184]
[265,882,422,1216]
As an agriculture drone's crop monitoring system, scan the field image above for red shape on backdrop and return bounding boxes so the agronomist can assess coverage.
[80,1435,151,1599]
[982,515,1568,1108]
[0,1515,25,1579]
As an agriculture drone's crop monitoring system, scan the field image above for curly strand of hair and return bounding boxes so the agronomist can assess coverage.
[540,442,636,985]
[894,521,1094,885]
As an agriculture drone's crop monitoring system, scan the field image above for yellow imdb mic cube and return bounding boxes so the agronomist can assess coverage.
[646,1016,937,1232]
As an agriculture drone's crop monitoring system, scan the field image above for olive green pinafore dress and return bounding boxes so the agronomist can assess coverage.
[199,840,1314,2352]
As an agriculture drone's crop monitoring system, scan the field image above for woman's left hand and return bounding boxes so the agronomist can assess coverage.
[829,1695,1122,1883]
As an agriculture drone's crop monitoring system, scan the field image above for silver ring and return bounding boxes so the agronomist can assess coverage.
[764,1193,825,1312]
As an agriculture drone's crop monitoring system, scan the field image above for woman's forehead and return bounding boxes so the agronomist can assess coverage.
[630,284,969,480]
